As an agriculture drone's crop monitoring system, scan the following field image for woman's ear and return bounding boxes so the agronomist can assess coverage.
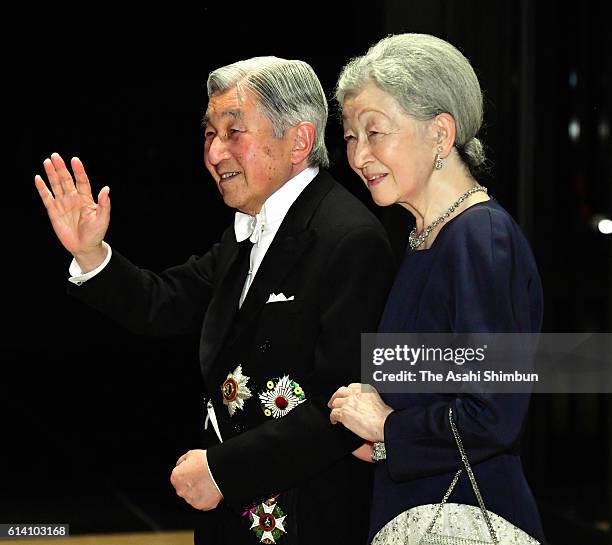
[291,122,315,164]
[432,113,457,157]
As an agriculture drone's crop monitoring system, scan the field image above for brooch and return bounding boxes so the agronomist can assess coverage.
[259,376,306,419]
[248,497,287,543]
[221,365,252,416]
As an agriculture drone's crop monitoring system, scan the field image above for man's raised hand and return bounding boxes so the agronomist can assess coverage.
[35,153,110,272]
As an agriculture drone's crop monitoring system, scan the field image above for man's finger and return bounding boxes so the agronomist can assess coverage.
[170,468,179,487]
[43,157,63,197]
[176,453,188,466]
[71,156,93,198]
[34,175,57,214]
[50,152,76,193]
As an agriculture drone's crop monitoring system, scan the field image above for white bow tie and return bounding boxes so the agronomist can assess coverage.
[234,211,265,246]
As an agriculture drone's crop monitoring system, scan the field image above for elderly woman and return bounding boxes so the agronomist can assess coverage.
[328,34,545,544]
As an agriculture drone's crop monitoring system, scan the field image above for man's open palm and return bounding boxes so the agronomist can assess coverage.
[35,153,110,260]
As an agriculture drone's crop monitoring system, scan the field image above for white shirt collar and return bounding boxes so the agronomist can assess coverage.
[234,166,319,244]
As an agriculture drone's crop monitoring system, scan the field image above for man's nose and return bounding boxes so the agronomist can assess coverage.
[206,136,231,166]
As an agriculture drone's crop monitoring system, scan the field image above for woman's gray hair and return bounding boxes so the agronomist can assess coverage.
[335,33,486,172]
[208,56,329,168]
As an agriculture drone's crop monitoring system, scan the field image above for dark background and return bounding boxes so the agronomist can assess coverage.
[3,1,611,544]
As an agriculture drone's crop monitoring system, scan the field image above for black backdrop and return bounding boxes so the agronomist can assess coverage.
[4,2,611,543]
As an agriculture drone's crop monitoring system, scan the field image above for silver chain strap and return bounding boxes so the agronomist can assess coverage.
[421,407,500,545]
[422,469,462,537]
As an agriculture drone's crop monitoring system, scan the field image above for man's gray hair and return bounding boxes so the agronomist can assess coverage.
[208,56,329,168]
[335,33,486,172]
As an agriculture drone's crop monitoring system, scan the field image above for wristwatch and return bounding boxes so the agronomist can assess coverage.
[371,441,387,462]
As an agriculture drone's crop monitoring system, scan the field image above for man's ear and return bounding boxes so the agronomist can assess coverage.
[431,113,457,157]
[291,122,315,165]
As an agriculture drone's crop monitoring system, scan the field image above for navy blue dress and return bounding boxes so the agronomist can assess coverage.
[370,199,546,543]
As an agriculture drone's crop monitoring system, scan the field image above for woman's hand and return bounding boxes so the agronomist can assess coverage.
[35,153,110,271]
[328,383,393,442]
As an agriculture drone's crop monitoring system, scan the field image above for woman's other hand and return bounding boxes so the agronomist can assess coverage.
[328,383,393,442]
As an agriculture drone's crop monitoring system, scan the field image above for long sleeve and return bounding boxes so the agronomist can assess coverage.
[67,241,223,337]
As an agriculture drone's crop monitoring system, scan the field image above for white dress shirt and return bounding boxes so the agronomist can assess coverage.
[68,241,113,285]
[233,166,318,307]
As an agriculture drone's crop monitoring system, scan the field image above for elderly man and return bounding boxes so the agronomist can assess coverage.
[35,57,394,544]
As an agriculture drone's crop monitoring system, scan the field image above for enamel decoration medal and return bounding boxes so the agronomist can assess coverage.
[259,375,306,418]
[249,498,287,543]
[221,365,252,416]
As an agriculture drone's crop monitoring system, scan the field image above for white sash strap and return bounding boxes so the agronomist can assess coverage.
[204,399,223,443]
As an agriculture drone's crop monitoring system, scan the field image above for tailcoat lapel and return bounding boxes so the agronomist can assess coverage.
[198,237,243,378]
[199,171,335,379]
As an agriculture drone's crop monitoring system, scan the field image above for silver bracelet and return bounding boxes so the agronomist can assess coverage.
[371,441,387,461]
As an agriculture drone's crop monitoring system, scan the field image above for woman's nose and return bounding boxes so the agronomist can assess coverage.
[351,139,373,170]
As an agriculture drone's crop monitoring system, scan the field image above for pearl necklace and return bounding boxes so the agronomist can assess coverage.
[408,186,488,251]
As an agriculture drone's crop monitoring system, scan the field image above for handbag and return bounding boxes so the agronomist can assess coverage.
[371,407,540,545]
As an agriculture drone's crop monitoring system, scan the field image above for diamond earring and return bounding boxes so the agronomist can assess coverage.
[434,146,444,170]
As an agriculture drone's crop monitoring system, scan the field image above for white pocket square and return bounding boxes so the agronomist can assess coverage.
[266,292,295,303]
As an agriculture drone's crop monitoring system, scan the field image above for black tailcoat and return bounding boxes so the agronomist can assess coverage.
[69,170,395,544]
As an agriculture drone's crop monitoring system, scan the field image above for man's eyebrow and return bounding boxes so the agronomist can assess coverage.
[201,109,243,128]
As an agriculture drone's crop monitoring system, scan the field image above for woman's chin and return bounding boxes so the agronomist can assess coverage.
[371,193,397,208]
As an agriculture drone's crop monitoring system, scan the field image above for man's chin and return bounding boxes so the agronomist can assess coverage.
[219,189,238,206]
[219,187,259,215]
[221,193,247,212]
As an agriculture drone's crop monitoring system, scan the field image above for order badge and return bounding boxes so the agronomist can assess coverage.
[259,375,306,418]
[221,364,252,416]
[249,498,287,543]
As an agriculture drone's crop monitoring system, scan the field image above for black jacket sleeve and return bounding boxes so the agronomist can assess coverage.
[67,243,221,337]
